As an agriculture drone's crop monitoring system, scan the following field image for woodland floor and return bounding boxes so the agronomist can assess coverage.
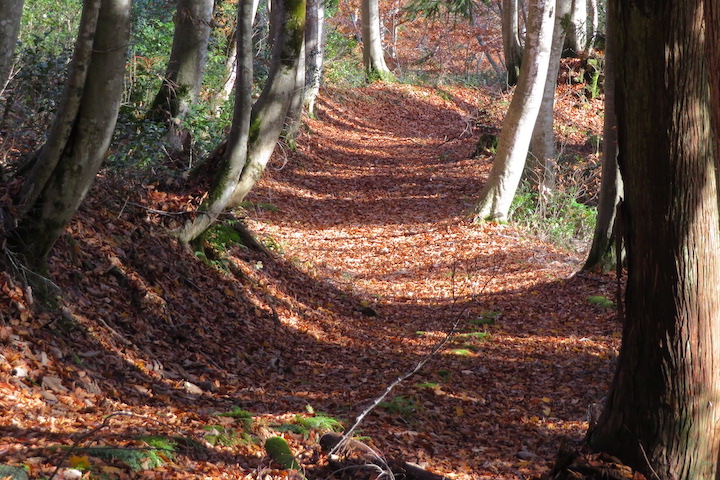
[1,77,619,479]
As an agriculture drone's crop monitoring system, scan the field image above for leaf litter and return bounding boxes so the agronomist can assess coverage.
[1,83,616,480]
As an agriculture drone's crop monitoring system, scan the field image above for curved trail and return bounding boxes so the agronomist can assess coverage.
[246,84,619,479]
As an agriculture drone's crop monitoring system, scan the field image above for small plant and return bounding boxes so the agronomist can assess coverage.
[74,436,175,471]
[203,425,241,446]
[379,395,418,418]
[587,295,615,308]
[470,310,501,326]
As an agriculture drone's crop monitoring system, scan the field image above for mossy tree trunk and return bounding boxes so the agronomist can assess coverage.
[0,0,24,91]
[177,0,255,247]
[147,0,213,123]
[11,0,131,272]
[583,0,621,273]
[587,2,720,479]
[178,0,305,246]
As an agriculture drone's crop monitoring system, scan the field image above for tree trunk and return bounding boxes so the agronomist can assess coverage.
[0,0,24,92]
[473,0,555,222]
[501,0,523,86]
[303,0,325,115]
[528,0,570,193]
[582,0,620,273]
[11,0,131,270]
[361,0,394,82]
[284,37,306,146]
[587,2,720,479]
[176,0,255,246]
[147,0,213,122]
[563,0,587,56]
[227,0,305,207]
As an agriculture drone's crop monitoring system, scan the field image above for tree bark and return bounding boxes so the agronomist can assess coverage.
[582,0,620,273]
[473,0,555,222]
[12,0,131,270]
[528,0,570,193]
[501,0,523,86]
[303,0,325,115]
[587,2,720,479]
[563,0,587,56]
[176,0,255,246]
[361,0,394,82]
[225,0,305,208]
[0,0,24,92]
[147,0,214,122]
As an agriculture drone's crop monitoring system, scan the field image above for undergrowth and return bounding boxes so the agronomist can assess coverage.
[509,180,596,251]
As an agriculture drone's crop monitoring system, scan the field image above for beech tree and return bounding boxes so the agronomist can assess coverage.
[147,0,214,126]
[0,0,24,91]
[361,0,394,81]
[177,0,306,246]
[528,0,570,193]
[587,1,720,479]
[303,0,325,115]
[473,0,555,222]
[11,0,131,272]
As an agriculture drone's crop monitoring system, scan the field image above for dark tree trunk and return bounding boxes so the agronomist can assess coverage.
[502,0,523,86]
[11,0,131,271]
[0,0,24,91]
[582,0,621,273]
[587,2,720,479]
[147,0,213,123]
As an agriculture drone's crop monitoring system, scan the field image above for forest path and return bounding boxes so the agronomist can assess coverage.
[245,83,618,478]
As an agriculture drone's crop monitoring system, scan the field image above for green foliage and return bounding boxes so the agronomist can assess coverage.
[203,425,242,446]
[0,465,29,480]
[470,311,500,326]
[323,31,366,88]
[296,414,344,432]
[379,395,418,418]
[414,381,441,389]
[77,437,175,472]
[509,181,596,250]
[214,406,255,430]
[450,348,473,356]
[587,295,615,308]
[264,437,301,470]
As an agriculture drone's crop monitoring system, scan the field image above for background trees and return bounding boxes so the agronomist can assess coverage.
[0,0,24,91]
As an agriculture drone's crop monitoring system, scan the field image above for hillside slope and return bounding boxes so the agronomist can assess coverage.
[0,82,616,480]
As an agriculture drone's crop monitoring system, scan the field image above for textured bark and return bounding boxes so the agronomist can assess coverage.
[563,0,587,56]
[583,0,620,273]
[148,0,213,122]
[528,0,570,192]
[176,0,255,246]
[303,0,324,115]
[361,0,394,82]
[473,0,555,222]
[587,2,720,479]
[284,37,306,145]
[12,0,131,268]
[0,0,24,91]
[501,0,523,86]
[226,0,305,207]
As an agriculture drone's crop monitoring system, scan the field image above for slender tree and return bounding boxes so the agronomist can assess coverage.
[563,0,588,56]
[177,0,305,246]
[587,2,720,479]
[10,0,131,271]
[583,0,621,273]
[528,0,570,193]
[361,0,394,81]
[501,0,523,86]
[147,0,214,123]
[303,0,325,115]
[0,0,24,92]
[473,0,555,222]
